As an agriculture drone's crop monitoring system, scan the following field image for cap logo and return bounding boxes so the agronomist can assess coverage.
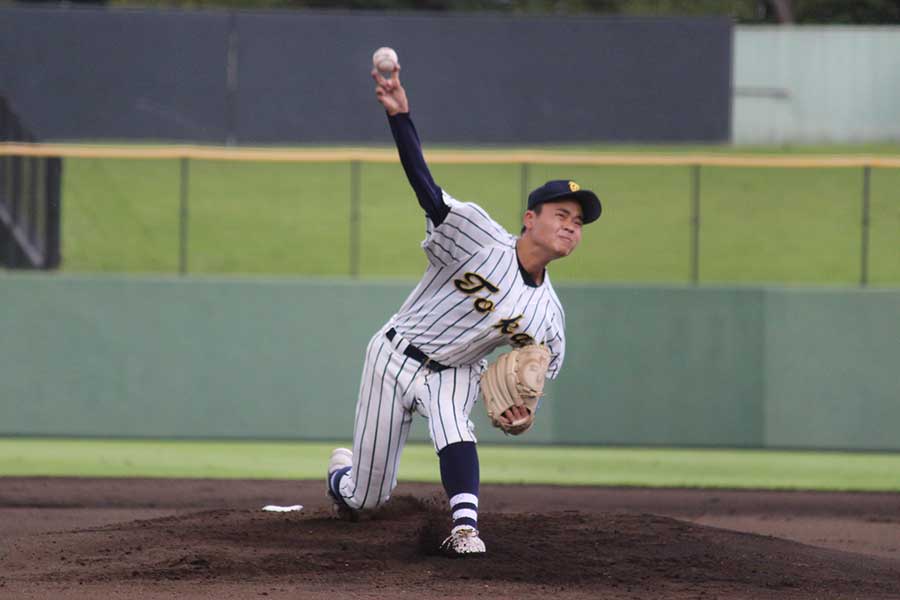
[568,181,580,192]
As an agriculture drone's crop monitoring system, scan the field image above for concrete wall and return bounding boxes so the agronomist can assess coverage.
[733,26,900,144]
[2,274,898,450]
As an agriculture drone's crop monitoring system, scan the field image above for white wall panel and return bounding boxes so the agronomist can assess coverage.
[733,27,900,144]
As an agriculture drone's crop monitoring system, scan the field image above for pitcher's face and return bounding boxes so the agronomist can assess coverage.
[525,200,584,259]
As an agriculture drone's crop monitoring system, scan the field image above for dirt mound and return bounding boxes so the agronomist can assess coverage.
[5,494,899,599]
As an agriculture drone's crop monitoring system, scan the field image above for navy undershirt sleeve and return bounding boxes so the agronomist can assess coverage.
[388,112,450,225]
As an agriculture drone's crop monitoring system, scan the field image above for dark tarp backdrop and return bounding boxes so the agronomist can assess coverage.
[0,7,731,144]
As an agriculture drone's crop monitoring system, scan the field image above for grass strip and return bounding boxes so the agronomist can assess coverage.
[2,438,898,492]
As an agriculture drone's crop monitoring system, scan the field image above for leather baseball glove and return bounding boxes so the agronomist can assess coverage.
[481,344,551,435]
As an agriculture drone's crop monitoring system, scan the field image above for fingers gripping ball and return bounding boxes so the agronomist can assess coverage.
[481,344,551,436]
[372,47,399,75]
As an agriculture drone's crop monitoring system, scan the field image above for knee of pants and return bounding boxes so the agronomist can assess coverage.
[344,490,391,512]
[340,473,395,512]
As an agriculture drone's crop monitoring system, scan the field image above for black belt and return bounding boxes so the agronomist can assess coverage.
[386,328,451,372]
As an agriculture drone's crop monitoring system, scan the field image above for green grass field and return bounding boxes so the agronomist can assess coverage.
[59,143,900,285]
[3,438,899,492]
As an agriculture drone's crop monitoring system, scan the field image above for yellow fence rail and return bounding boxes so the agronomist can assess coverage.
[2,142,900,168]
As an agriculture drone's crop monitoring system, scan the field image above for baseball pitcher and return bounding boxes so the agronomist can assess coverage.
[326,56,602,557]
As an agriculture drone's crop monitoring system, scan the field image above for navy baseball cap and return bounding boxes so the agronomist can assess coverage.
[527,180,602,224]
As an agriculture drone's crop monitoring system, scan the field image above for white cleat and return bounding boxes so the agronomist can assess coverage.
[440,525,486,557]
[326,448,358,521]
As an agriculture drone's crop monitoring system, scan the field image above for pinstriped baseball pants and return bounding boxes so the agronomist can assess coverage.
[335,325,483,511]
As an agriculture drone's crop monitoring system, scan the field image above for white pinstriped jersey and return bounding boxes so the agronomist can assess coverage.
[387,192,565,378]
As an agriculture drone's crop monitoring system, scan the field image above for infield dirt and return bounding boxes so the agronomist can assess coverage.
[1,478,899,599]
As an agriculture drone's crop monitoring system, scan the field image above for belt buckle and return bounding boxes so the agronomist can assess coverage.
[423,357,433,369]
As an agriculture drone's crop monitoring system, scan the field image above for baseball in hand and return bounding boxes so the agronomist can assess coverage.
[372,47,399,75]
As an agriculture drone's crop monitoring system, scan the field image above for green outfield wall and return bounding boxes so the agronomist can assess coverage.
[1,275,897,451]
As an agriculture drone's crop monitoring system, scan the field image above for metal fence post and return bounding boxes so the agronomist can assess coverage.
[350,160,361,278]
[27,157,38,245]
[520,162,530,215]
[179,157,190,276]
[44,158,62,269]
[7,155,21,265]
[860,165,871,287]
[690,164,701,285]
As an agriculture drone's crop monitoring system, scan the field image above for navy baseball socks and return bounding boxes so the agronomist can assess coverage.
[326,448,358,521]
[438,441,486,556]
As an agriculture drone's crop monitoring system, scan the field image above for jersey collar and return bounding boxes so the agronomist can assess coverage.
[517,255,543,288]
